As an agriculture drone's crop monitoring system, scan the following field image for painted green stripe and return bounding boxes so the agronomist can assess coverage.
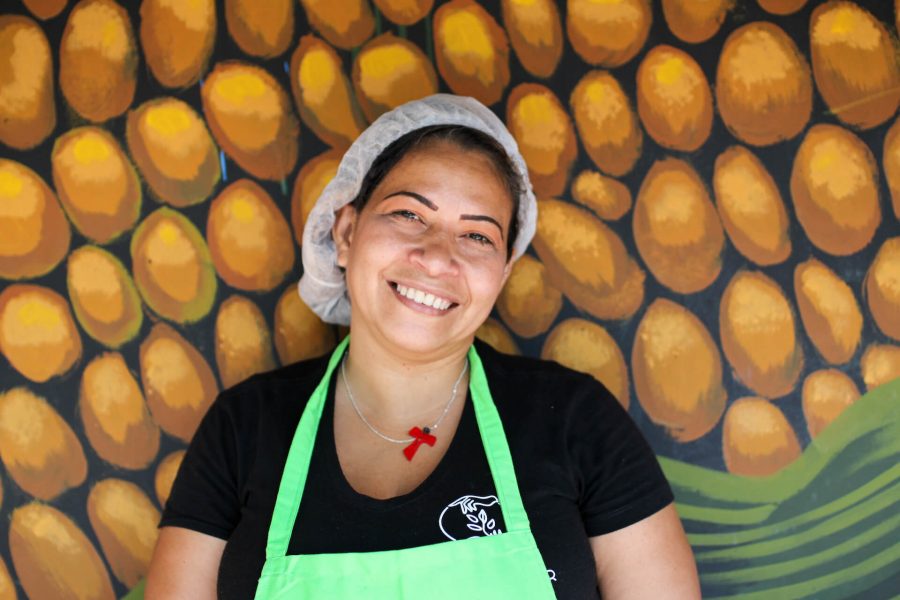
[675,501,776,526]
[704,540,900,600]
[701,509,900,584]
[660,380,900,506]
[686,464,900,546]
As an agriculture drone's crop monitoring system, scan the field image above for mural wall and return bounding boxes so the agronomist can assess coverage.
[0,0,898,597]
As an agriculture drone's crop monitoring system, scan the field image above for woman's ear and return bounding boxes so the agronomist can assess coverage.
[333,204,358,268]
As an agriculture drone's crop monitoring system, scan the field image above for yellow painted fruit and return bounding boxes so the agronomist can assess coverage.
[0,284,82,383]
[290,35,366,149]
[202,61,299,181]
[10,503,114,600]
[130,207,217,324]
[299,0,375,50]
[434,0,511,106]
[720,271,804,398]
[636,45,712,151]
[790,124,881,256]
[794,258,862,364]
[713,145,791,266]
[291,149,342,246]
[126,97,220,207]
[567,0,651,67]
[475,318,520,355]
[226,0,293,58]
[542,318,629,408]
[723,397,801,477]
[0,388,87,500]
[155,450,185,507]
[215,295,277,389]
[865,237,900,341]
[274,285,336,365]
[810,2,900,130]
[802,369,859,438]
[59,0,137,122]
[533,199,644,320]
[374,0,434,25]
[87,479,160,587]
[67,245,143,348]
[661,0,730,44]
[570,170,631,221]
[51,126,142,244]
[0,554,14,600]
[881,117,900,220]
[634,158,724,294]
[501,0,563,78]
[140,0,216,88]
[506,83,577,198]
[353,33,438,122]
[496,254,562,339]
[0,15,55,149]
[22,0,68,19]
[570,70,642,177]
[757,0,807,15]
[860,343,900,391]
[716,22,812,146]
[140,322,219,442]
[0,159,70,280]
[207,179,295,292]
[80,352,159,470]
[632,298,726,441]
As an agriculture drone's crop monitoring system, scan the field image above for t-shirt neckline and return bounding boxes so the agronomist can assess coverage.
[317,370,475,512]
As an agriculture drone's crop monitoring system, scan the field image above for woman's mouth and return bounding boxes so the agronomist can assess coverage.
[390,282,456,311]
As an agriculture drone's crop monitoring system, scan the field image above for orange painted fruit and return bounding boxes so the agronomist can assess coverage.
[0,15,56,150]
[632,298,726,442]
[723,397,801,477]
[10,503,114,600]
[716,22,812,146]
[0,159,70,280]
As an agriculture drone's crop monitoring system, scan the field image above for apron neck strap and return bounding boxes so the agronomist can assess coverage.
[466,343,532,533]
[264,337,532,559]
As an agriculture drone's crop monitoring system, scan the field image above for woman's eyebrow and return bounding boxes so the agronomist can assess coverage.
[384,190,504,238]
[383,190,437,210]
[461,214,504,239]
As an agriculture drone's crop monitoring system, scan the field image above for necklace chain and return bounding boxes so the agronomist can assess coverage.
[340,357,469,444]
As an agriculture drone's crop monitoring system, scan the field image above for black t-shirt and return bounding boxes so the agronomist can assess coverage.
[161,340,673,599]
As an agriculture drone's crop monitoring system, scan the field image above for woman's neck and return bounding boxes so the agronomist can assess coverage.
[341,328,472,424]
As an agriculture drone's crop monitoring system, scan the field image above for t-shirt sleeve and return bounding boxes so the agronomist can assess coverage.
[159,390,245,540]
[571,380,674,537]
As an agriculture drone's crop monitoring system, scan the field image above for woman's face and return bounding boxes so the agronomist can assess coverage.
[333,141,515,359]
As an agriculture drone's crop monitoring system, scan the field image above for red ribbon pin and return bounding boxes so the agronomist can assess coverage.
[403,427,437,461]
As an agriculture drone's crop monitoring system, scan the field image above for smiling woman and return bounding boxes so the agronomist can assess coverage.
[146,95,699,600]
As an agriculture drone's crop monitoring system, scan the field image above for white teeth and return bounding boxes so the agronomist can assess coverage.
[394,283,452,311]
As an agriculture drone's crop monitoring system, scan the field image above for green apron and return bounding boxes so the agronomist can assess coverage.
[254,336,557,598]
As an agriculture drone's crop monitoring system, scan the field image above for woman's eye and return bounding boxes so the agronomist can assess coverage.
[466,232,495,247]
[392,210,422,223]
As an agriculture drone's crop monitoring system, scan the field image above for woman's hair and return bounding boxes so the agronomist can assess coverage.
[350,125,522,257]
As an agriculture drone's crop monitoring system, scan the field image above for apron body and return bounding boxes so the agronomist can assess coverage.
[253,336,557,599]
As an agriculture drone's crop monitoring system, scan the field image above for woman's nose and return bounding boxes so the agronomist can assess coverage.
[410,229,459,276]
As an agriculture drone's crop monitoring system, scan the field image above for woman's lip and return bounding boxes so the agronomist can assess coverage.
[388,281,459,310]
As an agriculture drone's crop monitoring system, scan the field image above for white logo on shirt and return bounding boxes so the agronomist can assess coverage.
[438,494,503,540]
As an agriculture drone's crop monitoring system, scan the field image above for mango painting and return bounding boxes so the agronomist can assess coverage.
[0,1,897,598]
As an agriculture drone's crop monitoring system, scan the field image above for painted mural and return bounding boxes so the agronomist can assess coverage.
[0,0,898,597]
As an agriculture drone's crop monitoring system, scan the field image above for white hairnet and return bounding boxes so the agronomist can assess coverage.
[298,94,537,325]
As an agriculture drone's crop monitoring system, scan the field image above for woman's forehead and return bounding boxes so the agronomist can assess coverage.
[377,142,512,201]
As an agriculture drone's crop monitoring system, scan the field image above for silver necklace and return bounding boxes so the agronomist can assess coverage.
[340,357,469,444]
